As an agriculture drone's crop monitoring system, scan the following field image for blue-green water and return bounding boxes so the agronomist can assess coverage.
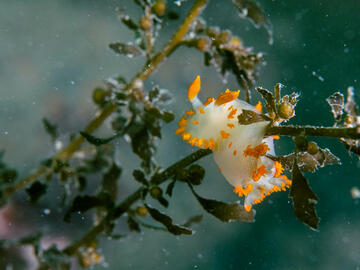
[1,0,360,269]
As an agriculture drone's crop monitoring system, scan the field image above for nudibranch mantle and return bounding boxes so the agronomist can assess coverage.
[176,76,291,212]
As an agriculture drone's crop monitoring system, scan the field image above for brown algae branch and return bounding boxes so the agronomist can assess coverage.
[63,124,360,253]
[2,0,209,200]
[63,148,212,255]
[265,125,360,139]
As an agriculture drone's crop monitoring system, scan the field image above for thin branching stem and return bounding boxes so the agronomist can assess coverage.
[266,125,360,139]
[63,148,212,255]
[3,0,209,200]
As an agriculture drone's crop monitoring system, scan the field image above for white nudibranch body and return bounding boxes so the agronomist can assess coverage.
[176,76,291,212]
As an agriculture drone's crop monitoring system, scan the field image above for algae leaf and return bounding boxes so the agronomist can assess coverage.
[290,159,319,229]
[188,184,254,223]
[145,204,193,235]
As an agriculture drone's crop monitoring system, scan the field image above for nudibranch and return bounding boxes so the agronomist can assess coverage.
[176,76,291,212]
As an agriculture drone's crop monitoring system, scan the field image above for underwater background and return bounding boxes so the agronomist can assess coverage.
[1,0,360,269]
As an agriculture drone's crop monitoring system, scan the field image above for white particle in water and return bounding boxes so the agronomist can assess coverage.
[43,209,51,215]
[311,71,324,82]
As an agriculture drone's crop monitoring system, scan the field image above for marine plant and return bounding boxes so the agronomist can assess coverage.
[1,0,359,268]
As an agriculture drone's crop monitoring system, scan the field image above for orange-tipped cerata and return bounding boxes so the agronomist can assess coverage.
[215,90,240,106]
[188,75,201,102]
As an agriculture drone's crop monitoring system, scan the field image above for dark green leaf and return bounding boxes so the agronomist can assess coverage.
[257,87,276,115]
[111,116,128,133]
[167,10,180,20]
[149,87,160,102]
[161,111,175,123]
[0,168,17,184]
[166,180,176,197]
[116,8,139,30]
[80,131,119,146]
[42,118,59,141]
[133,170,148,186]
[326,92,344,124]
[102,163,122,199]
[157,196,169,207]
[232,0,273,44]
[26,181,47,203]
[130,126,153,172]
[76,175,87,192]
[127,216,141,232]
[187,164,205,185]
[64,192,113,222]
[204,52,212,66]
[188,184,254,222]
[144,107,162,138]
[145,204,192,235]
[110,234,125,240]
[109,42,143,57]
[290,160,319,229]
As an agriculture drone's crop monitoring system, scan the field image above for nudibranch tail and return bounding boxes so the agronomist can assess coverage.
[176,76,292,212]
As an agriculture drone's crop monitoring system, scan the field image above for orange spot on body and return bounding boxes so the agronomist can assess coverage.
[272,135,280,140]
[186,109,195,115]
[228,142,232,149]
[178,117,187,127]
[203,140,209,149]
[255,101,262,113]
[188,137,198,146]
[175,127,185,134]
[199,107,205,114]
[196,138,204,147]
[279,175,292,187]
[234,184,253,197]
[233,150,237,156]
[228,105,233,111]
[208,138,215,150]
[274,161,284,178]
[244,205,252,212]
[243,142,270,158]
[182,133,191,141]
[227,108,237,119]
[219,167,222,173]
[188,76,201,102]
[227,123,235,128]
[220,130,230,138]
[252,165,269,181]
[204,97,214,106]
[234,186,244,196]
[193,120,199,125]
[215,90,240,106]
